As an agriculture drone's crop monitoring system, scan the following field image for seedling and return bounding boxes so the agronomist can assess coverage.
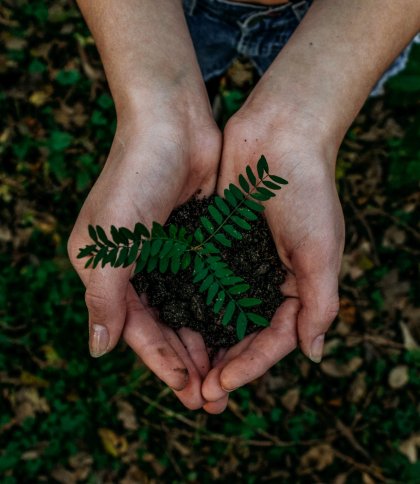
[78,156,288,340]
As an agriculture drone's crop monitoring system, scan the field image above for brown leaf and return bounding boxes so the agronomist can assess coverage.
[398,434,420,463]
[339,297,356,326]
[348,371,367,404]
[400,321,419,350]
[10,387,50,422]
[320,357,363,378]
[280,388,300,412]
[98,428,128,457]
[388,365,409,389]
[299,444,335,472]
[50,467,77,484]
[117,400,138,431]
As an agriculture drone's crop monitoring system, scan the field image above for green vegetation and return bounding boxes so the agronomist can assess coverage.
[78,156,286,339]
[0,2,419,482]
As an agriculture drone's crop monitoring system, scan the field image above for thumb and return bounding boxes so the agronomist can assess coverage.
[85,266,130,358]
[296,268,339,363]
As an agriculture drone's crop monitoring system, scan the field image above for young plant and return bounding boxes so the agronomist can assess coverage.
[78,156,288,340]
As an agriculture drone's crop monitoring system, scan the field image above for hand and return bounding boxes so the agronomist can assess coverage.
[68,108,221,409]
[201,105,345,412]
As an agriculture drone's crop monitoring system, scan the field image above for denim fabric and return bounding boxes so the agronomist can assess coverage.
[183,0,419,96]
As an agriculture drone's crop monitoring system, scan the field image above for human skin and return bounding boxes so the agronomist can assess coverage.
[68,0,222,409]
[201,0,420,413]
[69,0,420,414]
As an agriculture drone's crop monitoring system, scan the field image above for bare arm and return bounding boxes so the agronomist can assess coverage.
[202,0,420,409]
[70,0,221,409]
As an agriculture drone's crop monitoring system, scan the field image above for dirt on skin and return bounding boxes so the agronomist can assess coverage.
[131,196,287,350]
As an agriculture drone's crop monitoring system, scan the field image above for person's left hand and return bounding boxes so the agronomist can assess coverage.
[200,98,345,414]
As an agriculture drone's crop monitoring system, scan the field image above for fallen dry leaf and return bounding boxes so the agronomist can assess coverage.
[280,388,300,412]
[98,428,128,458]
[300,444,335,472]
[348,371,367,404]
[398,433,420,463]
[388,365,409,389]
[320,357,363,378]
[400,321,419,350]
[117,400,139,431]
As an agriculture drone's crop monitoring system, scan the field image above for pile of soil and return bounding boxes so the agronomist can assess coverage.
[131,196,287,350]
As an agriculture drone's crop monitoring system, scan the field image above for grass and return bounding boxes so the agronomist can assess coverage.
[0,2,419,482]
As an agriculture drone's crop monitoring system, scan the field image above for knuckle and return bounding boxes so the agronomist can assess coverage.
[85,290,112,322]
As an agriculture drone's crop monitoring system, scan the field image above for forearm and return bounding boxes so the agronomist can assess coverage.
[76,0,210,119]
[244,0,420,150]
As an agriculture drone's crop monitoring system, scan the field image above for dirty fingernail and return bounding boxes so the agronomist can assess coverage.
[90,324,109,358]
[309,334,325,363]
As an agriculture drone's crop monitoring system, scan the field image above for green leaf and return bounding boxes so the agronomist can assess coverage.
[229,284,250,295]
[237,207,258,221]
[200,216,215,235]
[77,244,97,259]
[214,196,230,215]
[214,233,232,247]
[181,252,191,269]
[206,282,219,305]
[151,239,163,257]
[247,313,270,327]
[224,189,237,208]
[55,69,80,86]
[193,268,209,283]
[199,275,214,293]
[251,192,269,202]
[169,224,177,238]
[222,301,235,326]
[239,174,250,193]
[134,241,150,273]
[223,224,242,240]
[88,224,98,243]
[151,222,166,238]
[84,257,94,269]
[238,298,262,308]
[236,312,248,340]
[159,256,170,273]
[246,165,257,186]
[93,246,107,269]
[147,256,158,273]
[194,228,204,243]
[229,183,245,201]
[134,222,150,238]
[194,255,204,272]
[111,225,124,245]
[126,240,140,266]
[103,247,118,266]
[120,227,134,241]
[269,174,288,185]
[263,180,282,190]
[244,199,265,212]
[115,246,129,267]
[117,227,129,244]
[257,187,275,198]
[201,243,220,254]
[160,240,174,259]
[170,255,181,274]
[257,155,269,178]
[213,291,226,314]
[208,205,223,225]
[231,215,251,230]
[96,226,115,247]
[220,276,243,286]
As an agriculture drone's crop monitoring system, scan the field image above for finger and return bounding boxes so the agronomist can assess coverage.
[159,326,206,410]
[294,265,340,363]
[202,332,259,402]
[85,265,131,357]
[219,298,300,391]
[123,286,189,392]
[203,395,229,414]
[177,327,210,378]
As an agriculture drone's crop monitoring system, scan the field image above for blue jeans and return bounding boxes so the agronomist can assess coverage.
[183,0,418,96]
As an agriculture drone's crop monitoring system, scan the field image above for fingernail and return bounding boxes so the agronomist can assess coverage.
[90,324,109,358]
[309,334,325,363]
[221,385,237,393]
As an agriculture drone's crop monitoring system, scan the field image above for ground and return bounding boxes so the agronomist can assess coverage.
[0,2,419,482]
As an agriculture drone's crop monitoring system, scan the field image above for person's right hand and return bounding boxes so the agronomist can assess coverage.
[68,106,221,409]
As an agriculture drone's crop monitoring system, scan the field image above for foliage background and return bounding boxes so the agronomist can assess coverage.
[0,2,419,482]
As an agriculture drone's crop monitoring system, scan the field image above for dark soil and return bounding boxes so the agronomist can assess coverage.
[131,196,287,350]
